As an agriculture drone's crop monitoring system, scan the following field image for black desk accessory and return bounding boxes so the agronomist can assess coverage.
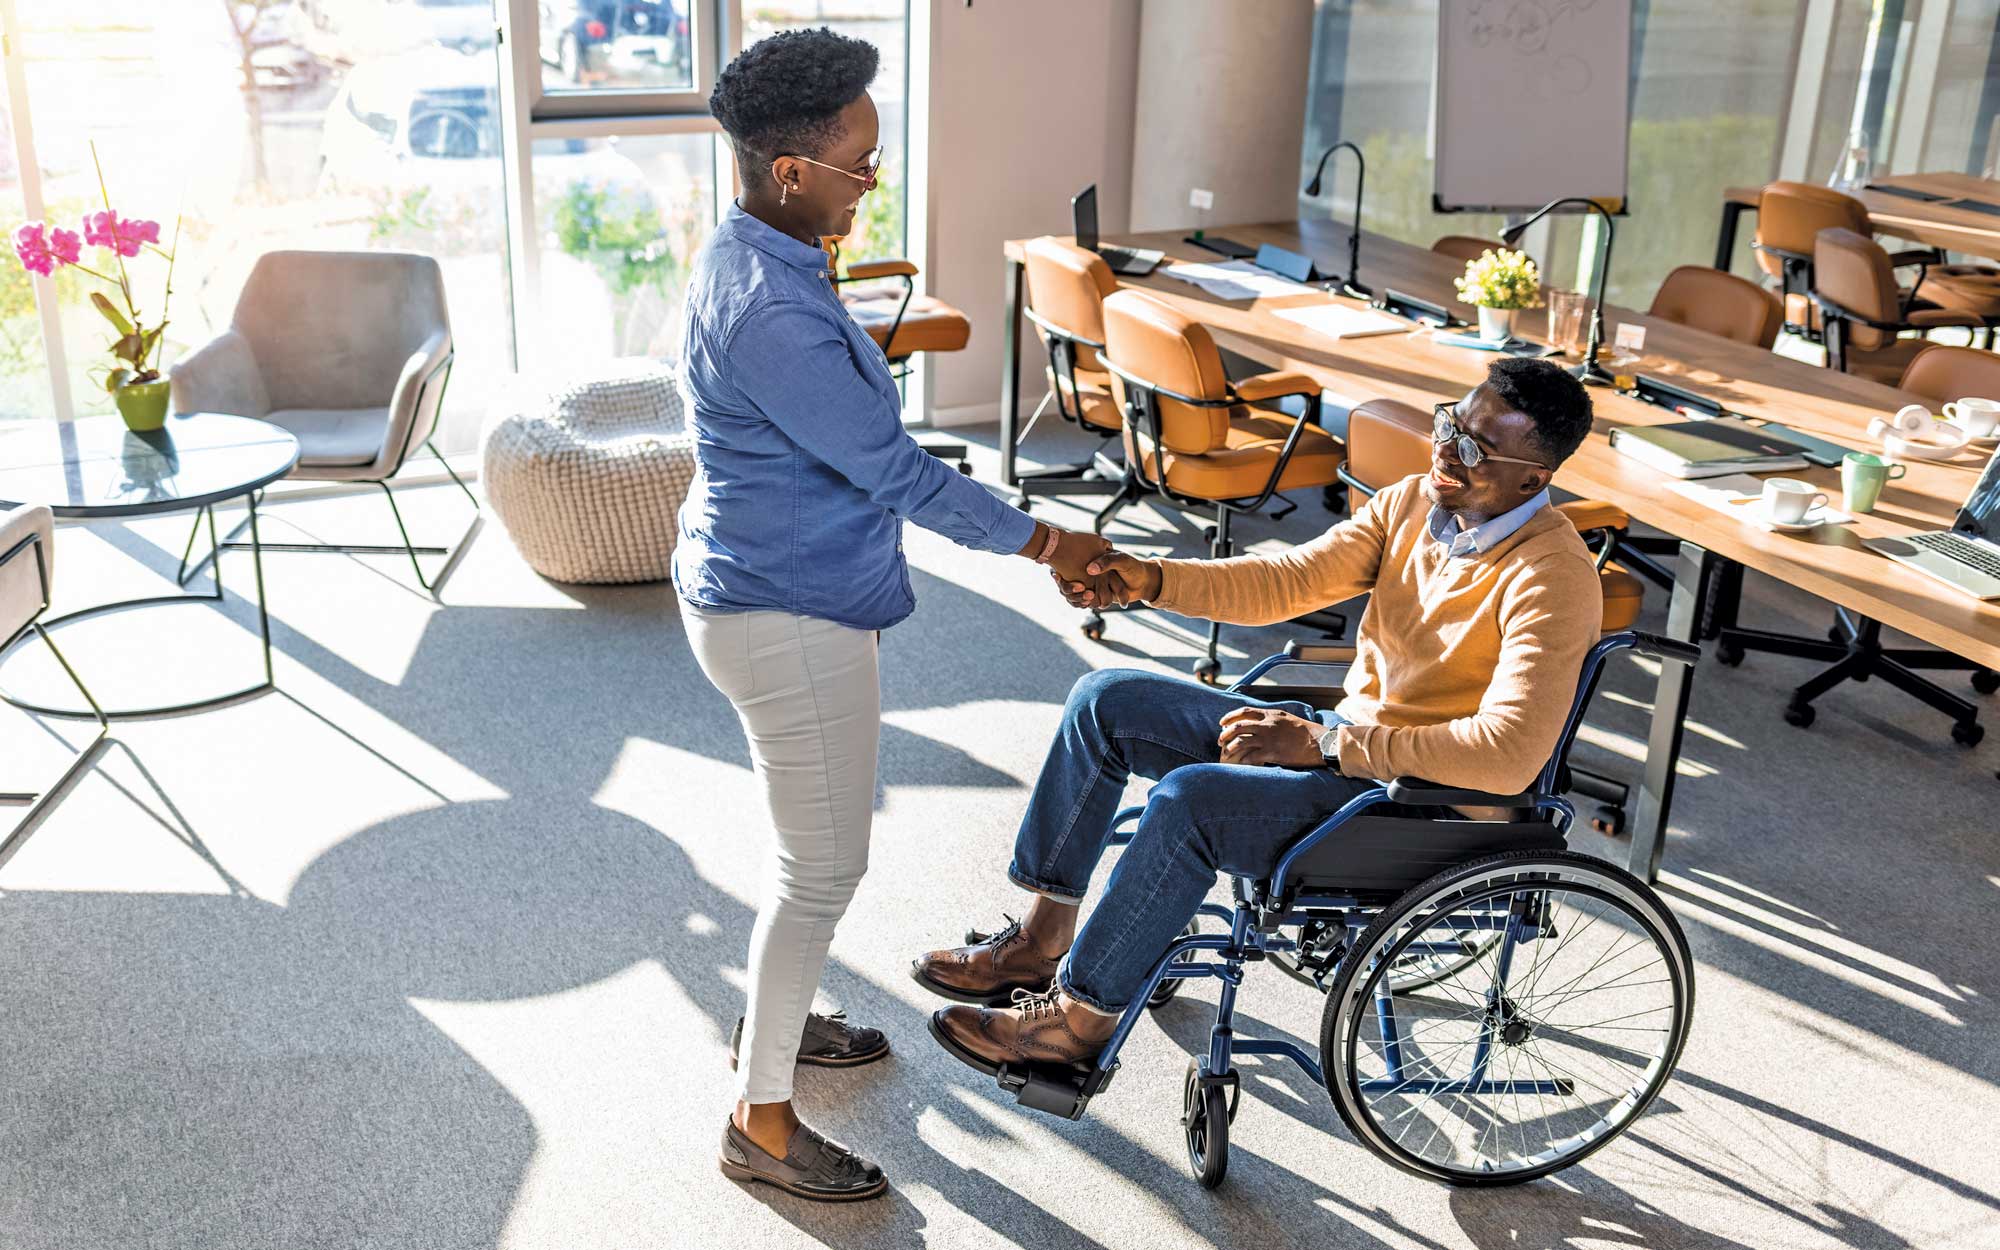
[1302,139,1372,299]
[1503,197,1618,386]
[1376,288,1461,328]
[1184,234,1257,260]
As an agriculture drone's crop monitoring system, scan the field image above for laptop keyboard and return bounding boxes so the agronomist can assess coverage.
[1911,530,2000,577]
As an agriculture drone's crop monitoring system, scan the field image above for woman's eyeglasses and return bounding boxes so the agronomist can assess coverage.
[782,146,885,189]
[1432,404,1548,470]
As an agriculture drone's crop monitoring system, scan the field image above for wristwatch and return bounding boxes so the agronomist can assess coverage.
[1315,724,1343,772]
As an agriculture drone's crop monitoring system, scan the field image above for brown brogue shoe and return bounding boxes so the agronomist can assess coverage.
[927,987,1118,1077]
[911,915,1062,1005]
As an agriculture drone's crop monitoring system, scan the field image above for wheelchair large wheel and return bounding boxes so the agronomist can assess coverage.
[1320,850,1694,1186]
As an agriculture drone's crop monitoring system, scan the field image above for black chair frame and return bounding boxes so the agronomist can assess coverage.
[0,526,108,867]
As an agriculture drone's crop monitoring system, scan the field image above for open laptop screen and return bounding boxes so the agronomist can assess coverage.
[1957,445,2000,539]
[1071,184,1099,253]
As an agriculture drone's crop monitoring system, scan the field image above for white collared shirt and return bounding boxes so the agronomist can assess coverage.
[1426,489,1552,559]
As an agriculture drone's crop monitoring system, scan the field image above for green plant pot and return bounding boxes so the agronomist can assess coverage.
[113,378,172,432]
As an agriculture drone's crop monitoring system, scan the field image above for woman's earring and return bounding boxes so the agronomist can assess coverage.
[779,183,788,206]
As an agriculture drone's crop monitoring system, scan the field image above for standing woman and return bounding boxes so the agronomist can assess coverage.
[679,29,1109,1202]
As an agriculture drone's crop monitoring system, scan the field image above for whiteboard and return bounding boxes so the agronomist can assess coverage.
[1434,0,1631,213]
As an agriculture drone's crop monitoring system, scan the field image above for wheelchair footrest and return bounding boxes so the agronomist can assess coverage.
[995,1060,1115,1121]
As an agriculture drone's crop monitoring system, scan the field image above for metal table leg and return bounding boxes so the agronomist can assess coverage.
[1628,540,1714,883]
[0,490,278,720]
[1000,255,1025,488]
[1714,199,1753,273]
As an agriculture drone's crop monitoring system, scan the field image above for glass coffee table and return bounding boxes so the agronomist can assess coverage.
[0,413,301,719]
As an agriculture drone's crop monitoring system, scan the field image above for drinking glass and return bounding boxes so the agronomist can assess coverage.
[1545,289,1590,356]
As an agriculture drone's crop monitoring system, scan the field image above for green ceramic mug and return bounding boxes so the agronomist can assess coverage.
[1841,452,1906,514]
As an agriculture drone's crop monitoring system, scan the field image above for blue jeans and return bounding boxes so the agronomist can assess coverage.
[1008,669,1378,1014]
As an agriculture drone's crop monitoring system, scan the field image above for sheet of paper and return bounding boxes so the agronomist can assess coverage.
[1159,259,1315,302]
[1272,303,1414,340]
[1666,474,1854,530]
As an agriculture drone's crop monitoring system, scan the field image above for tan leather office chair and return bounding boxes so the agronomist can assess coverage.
[1812,228,1985,384]
[1754,181,1871,337]
[1098,287,1346,681]
[1899,343,2000,405]
[1431,235,1507,265]
[1339,397,1646,831]
[825,236,975,472]
[1015,237,1134,521]
[1648,265,1784,349]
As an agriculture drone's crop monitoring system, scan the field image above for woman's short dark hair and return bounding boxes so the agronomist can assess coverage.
[1486,357,1595,466]
[709,28,878,189]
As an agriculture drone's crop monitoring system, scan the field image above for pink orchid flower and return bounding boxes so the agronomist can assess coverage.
[82,210,161,259]
[13,222,54,276]
[49,227,81,266]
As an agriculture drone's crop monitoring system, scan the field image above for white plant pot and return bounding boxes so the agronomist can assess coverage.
[1477,306,1515,342]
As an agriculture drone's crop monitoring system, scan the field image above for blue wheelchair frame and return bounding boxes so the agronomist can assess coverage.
[993,630,1696,1121]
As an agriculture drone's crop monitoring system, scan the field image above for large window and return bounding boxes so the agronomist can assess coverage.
[1300,1,1802,308]
[0,0,910,449]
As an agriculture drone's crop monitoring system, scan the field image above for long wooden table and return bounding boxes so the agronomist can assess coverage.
[998,221,2000,883]
[1717,172,2000,269]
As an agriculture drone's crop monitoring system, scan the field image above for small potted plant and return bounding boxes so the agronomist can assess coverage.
[12,150,178,431]
[1453,248,1541,343]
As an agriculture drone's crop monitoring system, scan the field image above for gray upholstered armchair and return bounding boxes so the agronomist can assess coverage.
[171,250,478,591]
[0,505,105,863]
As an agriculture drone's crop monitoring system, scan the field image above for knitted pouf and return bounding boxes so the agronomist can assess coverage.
[481,359,695,584]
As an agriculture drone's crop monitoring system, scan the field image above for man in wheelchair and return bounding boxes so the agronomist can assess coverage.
[913,358,1604,1075]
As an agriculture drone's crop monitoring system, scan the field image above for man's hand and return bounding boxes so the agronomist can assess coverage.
[1051,550,1163,609]
[1043,528,1113,584]
[1218,706,1326,768]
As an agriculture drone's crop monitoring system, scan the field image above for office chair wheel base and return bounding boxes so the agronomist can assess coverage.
[1202,525,1218,546]
[1080,613,1105,642]
[1193,657,1222,685]
[1715,638,1745,667]
[1182,1061,1233,1189]
[1783,701,1816,729]
[1827,624,1845,644]
[1146,921,1201,1009]
[1590,804,1625,837]
[1973,670,1999,695]
[956,461,972,476]
[1322,484,1346,514]
[1952,720,1984,748]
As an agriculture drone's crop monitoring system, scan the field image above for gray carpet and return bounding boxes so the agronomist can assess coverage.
[1,427,1995,1250]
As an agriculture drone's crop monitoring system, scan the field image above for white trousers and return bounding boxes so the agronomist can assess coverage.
[684,605,880,1103]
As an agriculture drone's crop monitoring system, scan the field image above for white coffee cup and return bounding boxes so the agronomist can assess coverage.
[1762,477,1828,525]
[1943,397,2000,439]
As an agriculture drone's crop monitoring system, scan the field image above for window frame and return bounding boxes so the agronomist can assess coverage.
[507,0,729,123]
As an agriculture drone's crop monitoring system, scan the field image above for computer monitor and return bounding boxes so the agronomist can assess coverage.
[1955,444,2000,540]
[1071,184,1099,253]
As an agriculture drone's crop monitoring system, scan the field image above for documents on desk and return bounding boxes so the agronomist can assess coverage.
[1160,259,1317,302]
[1271,302,1414,340]
[1608,417,1811,478]
[1665,474,1854,531]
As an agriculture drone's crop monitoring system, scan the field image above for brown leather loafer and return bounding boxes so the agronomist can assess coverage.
[928,987,1117,1077]
[727,1011,890,1070]
[911,915,1062,1005]
[718,1119,888,1203]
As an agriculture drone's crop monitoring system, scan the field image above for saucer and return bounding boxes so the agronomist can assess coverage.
[1946,419,1999,447]
[1757,502,1830,532]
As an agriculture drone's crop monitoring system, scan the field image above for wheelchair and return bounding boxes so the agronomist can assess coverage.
[978,630,1701,1189]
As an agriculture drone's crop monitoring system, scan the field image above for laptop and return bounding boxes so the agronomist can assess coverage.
[1072,184,1163,276]
[1864,445,2000,600]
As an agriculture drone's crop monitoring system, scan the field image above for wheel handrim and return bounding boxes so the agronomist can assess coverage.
[1331,865,1691,1181]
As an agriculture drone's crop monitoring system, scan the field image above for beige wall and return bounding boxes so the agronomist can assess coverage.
[1128,0,1313,232]
[922,0,1142,426]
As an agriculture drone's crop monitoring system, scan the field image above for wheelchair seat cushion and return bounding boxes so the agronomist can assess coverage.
[1280,812,1565,895]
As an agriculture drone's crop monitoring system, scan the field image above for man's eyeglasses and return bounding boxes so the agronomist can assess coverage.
[781,146,884,189]
[1433,404,1548,470]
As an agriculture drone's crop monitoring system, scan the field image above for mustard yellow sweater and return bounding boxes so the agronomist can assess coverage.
[1153,476,1603,795]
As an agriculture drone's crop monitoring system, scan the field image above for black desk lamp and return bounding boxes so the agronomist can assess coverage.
[1502,196,1616,386]
[1302,141,1370,299]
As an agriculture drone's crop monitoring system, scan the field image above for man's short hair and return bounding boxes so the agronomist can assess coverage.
[1485,357,1595,466]
[709,28,878,190]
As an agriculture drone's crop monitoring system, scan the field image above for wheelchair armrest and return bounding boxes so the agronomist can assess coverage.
[1285,640,1358,664]
[841,259,918,282]
[1887,247,1945,269]
[1385,776,1535,808]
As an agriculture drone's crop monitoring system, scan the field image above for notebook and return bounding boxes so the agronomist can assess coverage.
[1273,303,1413,340]
[1608,417,1810,479]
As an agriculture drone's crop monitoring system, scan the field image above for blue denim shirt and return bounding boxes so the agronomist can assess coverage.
[1426,489,1550,559]
[673,204,1036,630]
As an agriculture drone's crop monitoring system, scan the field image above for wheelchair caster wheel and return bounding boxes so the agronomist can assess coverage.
[1590,803,1625,837]
[1974,670,2000,695]
[1193,658,1221,685]
[1146,921,1201,1009]
[1081,613,1105,642]
[1783,701,1815,729]
[1953,720,1985,748]
[1716,638,1745,667]
[1181,1062,1234,1189]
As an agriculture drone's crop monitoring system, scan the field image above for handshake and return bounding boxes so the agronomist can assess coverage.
[1041,529,1162,610]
